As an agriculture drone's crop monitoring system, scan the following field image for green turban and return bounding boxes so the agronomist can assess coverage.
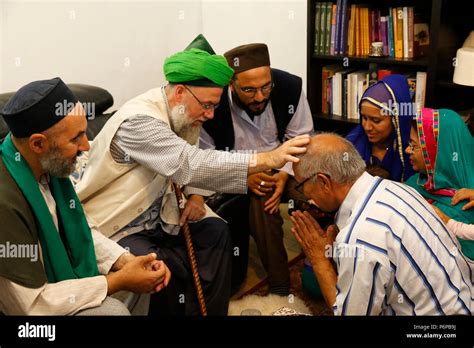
[163,48,234,87]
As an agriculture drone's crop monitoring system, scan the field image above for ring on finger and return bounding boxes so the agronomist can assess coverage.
[260,180,265,187]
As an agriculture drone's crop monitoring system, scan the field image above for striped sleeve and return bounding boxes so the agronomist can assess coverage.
[111,115,250,194]
[334,244,391,315]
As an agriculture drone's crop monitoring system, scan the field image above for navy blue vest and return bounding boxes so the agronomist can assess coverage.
[203,68,303,150]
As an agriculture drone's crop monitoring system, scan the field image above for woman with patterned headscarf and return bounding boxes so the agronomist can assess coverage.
[347,74,415,182]
[405,108,474,260]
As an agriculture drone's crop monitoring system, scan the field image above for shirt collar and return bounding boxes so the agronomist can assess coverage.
[39,173,51,185]
[335,171,375,230]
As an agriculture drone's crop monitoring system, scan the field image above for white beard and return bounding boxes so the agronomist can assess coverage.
[168,104,201,145]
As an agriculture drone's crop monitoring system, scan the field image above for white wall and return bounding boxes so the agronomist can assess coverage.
[0,0,306,110]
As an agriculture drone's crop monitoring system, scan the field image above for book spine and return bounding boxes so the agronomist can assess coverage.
[370,9,377,44]
[334,0,343,54]
[408,6,414,58]
[330,4,337,55]
[415,71,427,114]
[314,2,322,54]
[388,9,395,57]
[403,7,409,58]
[395,7,404,58]
[322,68,329,113]
[320,2,327,55]
[346,5,353,55]
[364,8,370,55]
[340,0,349,55]
[355,7,361,56]
[325,2,333,55]
[376,10,382,44]
[343,77,348,118]
[380,16,388,56]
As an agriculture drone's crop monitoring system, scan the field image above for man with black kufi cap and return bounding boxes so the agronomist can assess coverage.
[199,43,314,296]
[0,77,171,315]
[75,35,310,315]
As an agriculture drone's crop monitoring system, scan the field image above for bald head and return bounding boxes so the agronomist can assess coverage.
[295,133,366,185]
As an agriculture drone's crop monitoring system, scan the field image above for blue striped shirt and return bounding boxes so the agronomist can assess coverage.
[333,172,473,315]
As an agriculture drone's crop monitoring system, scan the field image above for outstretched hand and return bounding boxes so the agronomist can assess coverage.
[268,134,310,168]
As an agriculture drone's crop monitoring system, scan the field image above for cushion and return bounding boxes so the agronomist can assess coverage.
[68,84,114,115]
[0,84,114,142]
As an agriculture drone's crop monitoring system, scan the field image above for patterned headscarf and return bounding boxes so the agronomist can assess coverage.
[346,74,415,182]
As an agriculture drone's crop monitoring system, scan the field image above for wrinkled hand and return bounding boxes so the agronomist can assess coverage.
[248,172,277,197]
[431,204,451,225]
[264,171,289,214]
[452,188,474,210]
[268,135,310,168]
[179,195,206,226]
[107,253,168,295]
[290,210,338,262]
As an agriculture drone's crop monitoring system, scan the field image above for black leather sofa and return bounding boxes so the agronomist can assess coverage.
[0,84,115,143]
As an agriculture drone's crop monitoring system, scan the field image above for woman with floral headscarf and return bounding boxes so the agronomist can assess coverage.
[347,74,415,182]
[405,108,474,260]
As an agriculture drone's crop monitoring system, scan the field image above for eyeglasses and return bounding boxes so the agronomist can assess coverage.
[294,172,330,194]
[408,142,421,152]
[235,81,274,97]
[184,86,219,111]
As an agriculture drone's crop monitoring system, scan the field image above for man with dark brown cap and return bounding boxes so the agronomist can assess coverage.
[200,43,314,296]
[0,77,170,315]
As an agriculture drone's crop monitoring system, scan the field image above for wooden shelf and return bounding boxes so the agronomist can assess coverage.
[312,54,429,67]
[313,113,360,125]
[437,80,474,89]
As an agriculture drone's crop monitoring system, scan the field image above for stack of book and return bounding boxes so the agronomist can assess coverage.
[314,1,430,58]
[321,64,427,119]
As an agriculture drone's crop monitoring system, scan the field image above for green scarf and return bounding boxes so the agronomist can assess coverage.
[0,133,99,282]
[406,109,474,260]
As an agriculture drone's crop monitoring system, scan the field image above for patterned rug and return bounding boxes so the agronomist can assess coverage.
[240,257,333,316]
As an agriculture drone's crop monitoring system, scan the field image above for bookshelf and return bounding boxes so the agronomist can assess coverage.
[306,0,474,135]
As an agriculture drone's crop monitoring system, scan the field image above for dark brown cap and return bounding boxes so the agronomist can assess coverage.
[224,43,270,74]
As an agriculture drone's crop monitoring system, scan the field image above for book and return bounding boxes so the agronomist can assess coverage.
[333,69,355,116]
[334,0,343,54]
[314,2,322,54]
[324,2,333,55]
[407,7,414,58]
[415,71,427,114]
[320,2,328,55]
[403,7,409,58]
[388,8,395,57]
[322,64,342,113]
[380,16,389,56]
[340,0,349,55]
[348,71,368,119]
[395,7,403,58]
[330,4,337,55]
[347,4,356,55]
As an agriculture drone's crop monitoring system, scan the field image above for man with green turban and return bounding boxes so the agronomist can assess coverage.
[75,34,310,315]
[163,35,233,87]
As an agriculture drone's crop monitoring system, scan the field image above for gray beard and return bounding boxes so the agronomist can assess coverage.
[169,105,201,145]
[39,146,77,178]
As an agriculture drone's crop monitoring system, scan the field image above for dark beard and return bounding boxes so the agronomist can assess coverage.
[231,90,270,118]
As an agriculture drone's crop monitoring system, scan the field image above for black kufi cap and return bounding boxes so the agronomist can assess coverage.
[1,77,79,138]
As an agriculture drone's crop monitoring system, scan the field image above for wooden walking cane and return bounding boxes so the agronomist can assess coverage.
[172,183,208,316]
